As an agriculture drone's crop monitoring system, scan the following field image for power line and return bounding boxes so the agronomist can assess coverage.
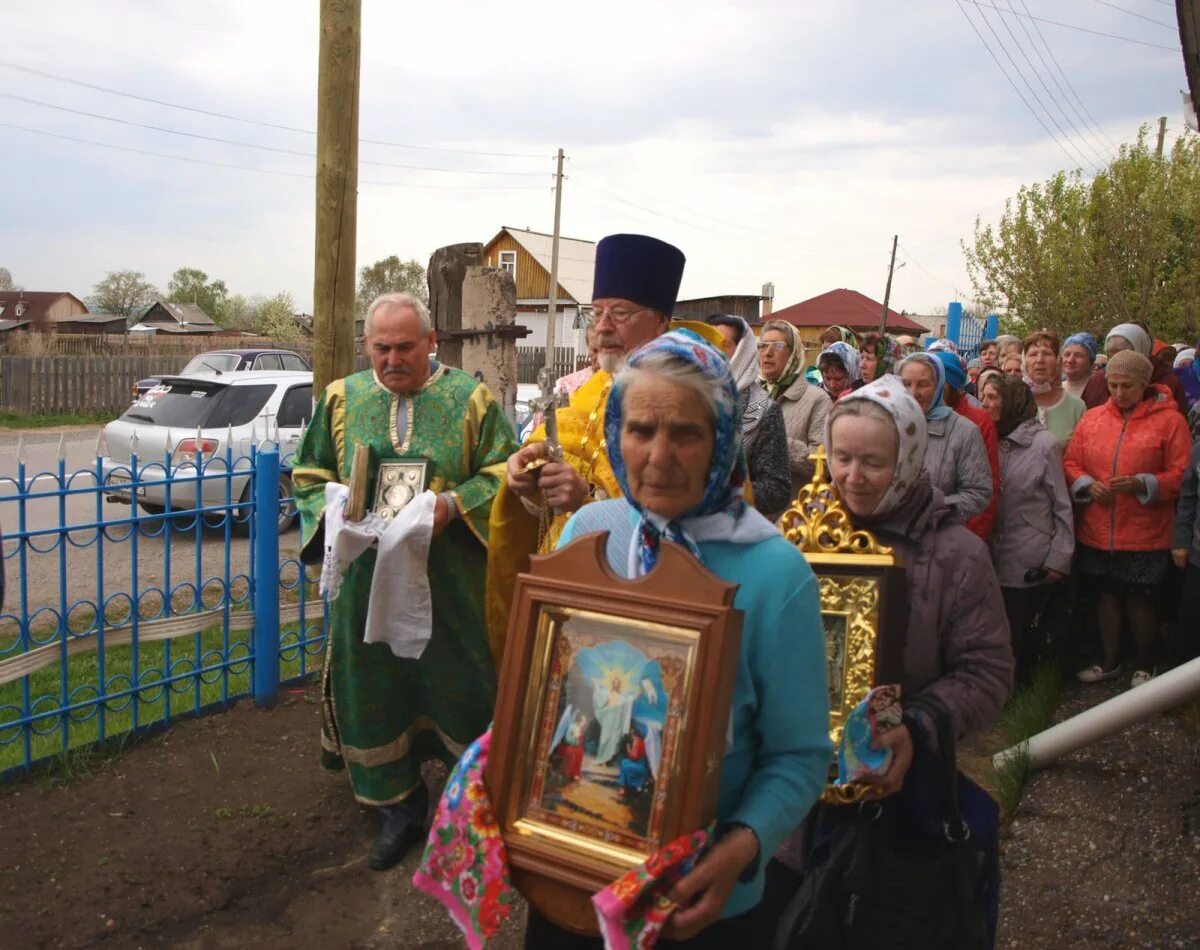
[981,0,1110,168]
[1081,0,1176,31]
[957,1,1094,172]
[898,242,962,294]
[0,58,550,160]
[959,0,1181,50]
[1012,0,1121,154]
[2,93,549,177]
[0,121,546,190]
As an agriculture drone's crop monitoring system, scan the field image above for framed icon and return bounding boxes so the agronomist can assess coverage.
[372,459,431,522]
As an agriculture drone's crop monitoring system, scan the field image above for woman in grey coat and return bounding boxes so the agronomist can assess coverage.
[899,353,993,523]
[762,375,1013,938]
[707,315,792,520]
[980,375,1074,678]
[757,319,830,497]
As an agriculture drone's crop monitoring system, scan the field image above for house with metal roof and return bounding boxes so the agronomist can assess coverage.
[0,291,89,329]
[140,300,220,335]
[771,288,929,365]
[482,226,595,353]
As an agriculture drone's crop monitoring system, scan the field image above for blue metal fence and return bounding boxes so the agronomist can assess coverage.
[0,440,327,777]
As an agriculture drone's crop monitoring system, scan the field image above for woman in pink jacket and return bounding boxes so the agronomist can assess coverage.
[1064,350,1192,688]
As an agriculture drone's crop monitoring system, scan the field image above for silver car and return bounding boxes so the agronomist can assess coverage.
[101,371,314,531]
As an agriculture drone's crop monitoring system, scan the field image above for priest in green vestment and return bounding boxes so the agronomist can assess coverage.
[293,291,517,870]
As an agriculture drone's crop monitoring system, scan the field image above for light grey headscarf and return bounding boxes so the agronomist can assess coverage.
[724,315,772,436]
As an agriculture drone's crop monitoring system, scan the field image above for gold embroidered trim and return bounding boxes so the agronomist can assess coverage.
[336,715,468,768]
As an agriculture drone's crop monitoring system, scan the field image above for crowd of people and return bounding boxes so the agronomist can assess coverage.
[293,229,1200,949]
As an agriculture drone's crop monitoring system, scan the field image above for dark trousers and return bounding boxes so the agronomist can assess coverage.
[756,858,805,949]
[1178,563,1200,663]
[524,906,760,949]
[1001,585,1042,682]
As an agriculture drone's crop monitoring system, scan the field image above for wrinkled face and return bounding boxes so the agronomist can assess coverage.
[620,377,714,521]
[1000,341,1023,360]
[980,380,1003,422]
[1002,355,1024,378]
[1107,372,1145,410]
[757,329,793,381]
[900,360,937,414]
[713,323,740,358]
[859,349,878,383]
[1061,344,1092,380]
[1024,342,1059,385]
[1106,335,1133,357]
[979,344,998,369]
[365,305,436,393]
[592,297,668,373]
[829,414,899,518]
[822,361,850,397]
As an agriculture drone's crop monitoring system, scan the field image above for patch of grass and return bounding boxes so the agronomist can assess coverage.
[0,619,324,775]
[0,411,114,429]
[990,659,1063,822]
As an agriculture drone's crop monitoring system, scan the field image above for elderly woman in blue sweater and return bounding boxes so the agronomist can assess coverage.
[525,330,831,949]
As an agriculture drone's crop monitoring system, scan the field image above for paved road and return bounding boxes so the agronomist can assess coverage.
[0,429,301,630]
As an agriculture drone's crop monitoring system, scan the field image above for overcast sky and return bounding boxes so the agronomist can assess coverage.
[0,0,1189,316]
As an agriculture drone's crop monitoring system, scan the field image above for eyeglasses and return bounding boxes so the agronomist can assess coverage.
[592,306,647,325]
[757,341,789,352]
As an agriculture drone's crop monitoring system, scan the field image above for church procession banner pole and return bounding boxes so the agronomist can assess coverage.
[535,148,567,462]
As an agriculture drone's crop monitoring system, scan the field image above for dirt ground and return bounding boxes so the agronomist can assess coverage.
[0,680,1197,950]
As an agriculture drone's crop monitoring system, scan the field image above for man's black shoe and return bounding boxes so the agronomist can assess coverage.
[368,810,424,871]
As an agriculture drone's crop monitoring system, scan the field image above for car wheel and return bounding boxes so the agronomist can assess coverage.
[234,473,297,535]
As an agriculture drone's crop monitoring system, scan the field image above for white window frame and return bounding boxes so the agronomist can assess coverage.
[499,250,517,280]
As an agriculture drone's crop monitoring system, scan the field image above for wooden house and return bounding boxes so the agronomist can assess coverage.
[140,300,220,335]
[0,291,89,330]
[481,226,595,352]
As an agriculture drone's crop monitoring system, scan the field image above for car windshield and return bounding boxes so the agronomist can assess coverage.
[119,382,275,429]
[181,353,241,374]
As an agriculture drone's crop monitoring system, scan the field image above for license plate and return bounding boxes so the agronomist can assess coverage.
[106,474,144,497]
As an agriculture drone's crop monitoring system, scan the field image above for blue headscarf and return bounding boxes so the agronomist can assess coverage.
[1063,332,1098,362]
[605,329,774,575]
[899,352,952,421]
[930,349,967,392]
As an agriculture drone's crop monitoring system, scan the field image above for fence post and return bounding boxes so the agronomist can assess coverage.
[945,301,963,347]
[253,447,281,707]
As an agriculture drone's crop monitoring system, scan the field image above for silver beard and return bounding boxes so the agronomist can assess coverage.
[598,351,627,374]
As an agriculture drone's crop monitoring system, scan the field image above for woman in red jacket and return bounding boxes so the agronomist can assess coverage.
[1064,350,1192,688]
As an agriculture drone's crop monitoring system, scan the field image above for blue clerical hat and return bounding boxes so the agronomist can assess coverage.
[592,234,685,316]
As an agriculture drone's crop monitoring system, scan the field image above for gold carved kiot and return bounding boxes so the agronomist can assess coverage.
[778,447,894,564]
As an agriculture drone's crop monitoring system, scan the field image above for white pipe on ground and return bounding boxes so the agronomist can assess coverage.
[993,656,1200,772]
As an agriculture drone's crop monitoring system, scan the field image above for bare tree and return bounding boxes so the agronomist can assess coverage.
[0,267,15,291]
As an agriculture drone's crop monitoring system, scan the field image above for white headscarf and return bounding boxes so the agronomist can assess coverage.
[825,373,929,519]
[1174,347,1196,369]
[1105,323,1152,357]
[723,315,772,435]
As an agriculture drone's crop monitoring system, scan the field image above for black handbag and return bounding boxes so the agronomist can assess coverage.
[775,697,997,950]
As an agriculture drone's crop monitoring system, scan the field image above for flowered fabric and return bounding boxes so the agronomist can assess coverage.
[836,685,903,785]
[759,320,805,400]
[925,337,959,355]
[861,333,901,379]
[825,325,859,345]
[592,825,714,950]
[412,730,517,950]
[899,352,952,421]
[605,329,773,575]
[826,374,929,520]
[818,341,861,385]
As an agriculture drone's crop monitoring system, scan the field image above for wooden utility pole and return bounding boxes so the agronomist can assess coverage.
[878,234,899,336]
[312,0,361,395]
[543,148,565,362]
[1156,115,1168,158]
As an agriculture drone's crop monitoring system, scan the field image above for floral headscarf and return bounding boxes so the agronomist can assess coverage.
[898,352,952,421]
[819,342,861,385]
[826,374,929,520]
[606,329,775,575]
[759,320,805,400]
[825,325,859,345]
[983,374,1037,437]
[861,333,901,379]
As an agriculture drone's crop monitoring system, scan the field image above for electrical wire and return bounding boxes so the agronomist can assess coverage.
[980,2,1110,168]
[0,121,546,190]
[956,1,1093,172]
[1081,0,1176,31]
[0,58,550,159]
[1,93,549,177]
[1012,0,1121,154]
[958,0,1180,50]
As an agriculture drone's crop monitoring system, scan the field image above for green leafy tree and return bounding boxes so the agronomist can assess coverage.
[256,291,303,344]
[167,267,229,324]
[89,270,159,320]
[356,256,427,317]
[0,267,15,291]
[222,293,258,332]
[965,127,1200,342]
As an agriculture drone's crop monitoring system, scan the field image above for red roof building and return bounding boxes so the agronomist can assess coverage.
[771,288,927,334]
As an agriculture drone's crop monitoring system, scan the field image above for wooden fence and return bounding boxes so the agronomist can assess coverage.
[4,333,314,360]
[0,355,166,415]
[516,346,581,385]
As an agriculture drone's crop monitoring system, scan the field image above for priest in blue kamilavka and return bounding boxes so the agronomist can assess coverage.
[293,292,517,871]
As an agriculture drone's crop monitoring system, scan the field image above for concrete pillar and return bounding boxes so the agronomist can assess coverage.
[461,266,519,421]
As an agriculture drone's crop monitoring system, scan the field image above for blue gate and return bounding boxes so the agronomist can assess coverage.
[0,440,327,777]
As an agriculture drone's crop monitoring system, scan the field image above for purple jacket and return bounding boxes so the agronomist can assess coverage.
[989,418,1075,588]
